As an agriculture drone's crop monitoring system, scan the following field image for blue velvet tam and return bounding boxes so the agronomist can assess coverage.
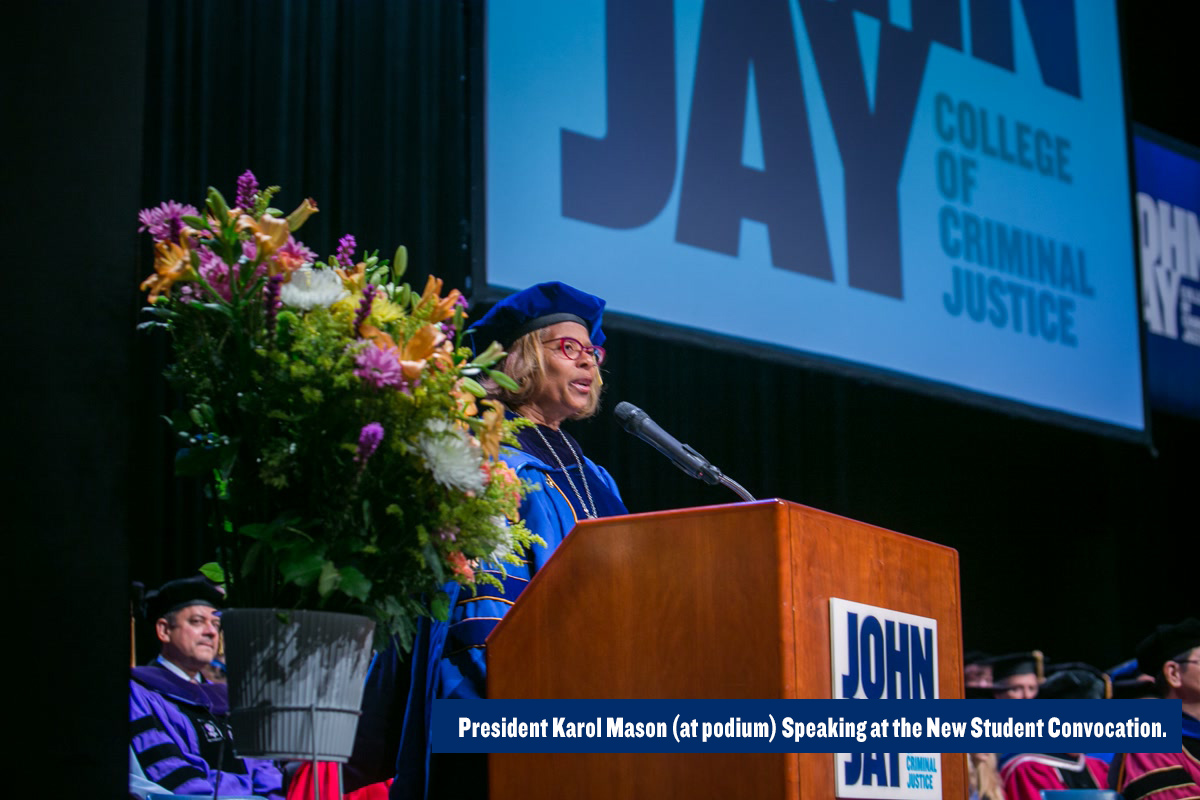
[471,281,606,352]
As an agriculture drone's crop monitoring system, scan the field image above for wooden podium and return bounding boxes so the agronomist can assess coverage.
[487,499,965,799]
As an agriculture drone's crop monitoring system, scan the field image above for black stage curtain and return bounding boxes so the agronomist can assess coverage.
[131,0,475,592]
[5,1,149,795]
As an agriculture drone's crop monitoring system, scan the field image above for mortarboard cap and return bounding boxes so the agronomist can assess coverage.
[987,650,1044,682]
[1135,617,1200,678]
[1039,662,1110,699]
[964,649,992,666]
[471,282,606,353]
[144,575,224,623]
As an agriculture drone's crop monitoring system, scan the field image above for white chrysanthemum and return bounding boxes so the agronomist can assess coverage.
[481,515,520,565]
[279,266,349,310]
[416,419,485,493]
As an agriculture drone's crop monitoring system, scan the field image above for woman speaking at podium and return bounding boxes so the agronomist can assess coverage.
[442,281,628,700]
[352,282,628,799]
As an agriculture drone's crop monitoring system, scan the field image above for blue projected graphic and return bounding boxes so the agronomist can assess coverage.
[484,0,1143,431]
[1134,131,1200,420]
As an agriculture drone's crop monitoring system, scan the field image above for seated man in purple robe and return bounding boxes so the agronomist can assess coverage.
[129,575,284,799]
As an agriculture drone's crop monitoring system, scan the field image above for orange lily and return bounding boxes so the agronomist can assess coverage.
[258,214,291,260]
[399,324,444,382]
[140,240,195,302]
[476,400,505,459]
[286,197,319,232]
[360,321,448,382]
[336,262,368,292]
[235,212,290,262]
[414,275,463,323]
[451,380,479,418]
[359,323,397,350]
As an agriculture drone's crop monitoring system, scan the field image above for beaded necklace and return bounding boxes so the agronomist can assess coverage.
[532,424,597,519]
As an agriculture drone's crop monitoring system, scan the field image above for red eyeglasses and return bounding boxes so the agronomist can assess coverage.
[542,336,607,365]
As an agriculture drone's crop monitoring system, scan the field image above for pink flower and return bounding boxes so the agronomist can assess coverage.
[276,236,317,271]
[138,200,200,244]
[197,249,233,300]
[354,343,406,390]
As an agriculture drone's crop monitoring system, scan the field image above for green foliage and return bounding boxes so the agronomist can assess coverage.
[198,562,226,583]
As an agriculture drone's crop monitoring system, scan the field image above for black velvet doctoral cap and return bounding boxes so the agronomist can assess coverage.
[471,282,607,352]
[963,649,992,666]
[1039,662,1110,699]
[987,650,1044,681]
[145,575,224,622]
[1135,617,1200,677]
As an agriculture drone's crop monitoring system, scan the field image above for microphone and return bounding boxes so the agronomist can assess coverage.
[613,401,724,486]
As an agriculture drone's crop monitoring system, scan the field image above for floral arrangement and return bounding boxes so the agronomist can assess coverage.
[138,171,536,647]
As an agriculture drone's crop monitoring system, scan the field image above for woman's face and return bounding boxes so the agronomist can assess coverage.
[523,321,599,428]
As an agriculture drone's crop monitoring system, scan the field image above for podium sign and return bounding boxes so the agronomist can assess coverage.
[830,598,941,798]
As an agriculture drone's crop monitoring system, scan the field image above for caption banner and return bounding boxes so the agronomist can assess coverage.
[431,699,1180,753]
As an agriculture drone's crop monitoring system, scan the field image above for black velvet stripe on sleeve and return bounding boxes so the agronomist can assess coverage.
[1058,764,1102,790]
[130,714,159,737]
[156,763,209,791]
[1121,766,1192,800]
[138,742,182,768]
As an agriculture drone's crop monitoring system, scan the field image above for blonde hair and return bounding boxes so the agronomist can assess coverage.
[487,329,602,419]
[970,752,1005,800]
